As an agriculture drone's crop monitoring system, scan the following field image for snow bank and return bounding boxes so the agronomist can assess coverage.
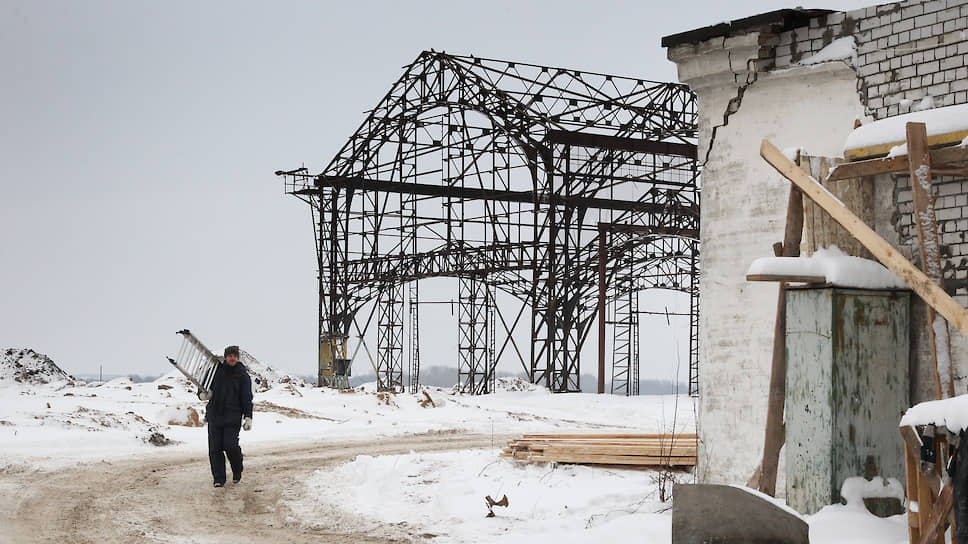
[840,477,905,507]
[807,503,907,543]
[900,393,968,432]
[289,450,909,544]
[797,37,857,66]
[843,103,968,154]
[746,246,908,289]
[289,449,676,543]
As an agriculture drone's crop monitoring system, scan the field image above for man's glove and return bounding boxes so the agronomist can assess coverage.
[198,390,212,401]
[242,416,252,431]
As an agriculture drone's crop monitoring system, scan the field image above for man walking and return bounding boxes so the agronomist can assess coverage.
[200,345,253,488]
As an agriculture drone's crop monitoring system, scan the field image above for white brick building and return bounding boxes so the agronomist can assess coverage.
[662,1,968,486]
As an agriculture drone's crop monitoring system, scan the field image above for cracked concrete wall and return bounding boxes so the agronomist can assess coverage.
[669,36,867,484]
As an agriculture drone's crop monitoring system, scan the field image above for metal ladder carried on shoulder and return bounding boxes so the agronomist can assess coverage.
[166,329,220,393]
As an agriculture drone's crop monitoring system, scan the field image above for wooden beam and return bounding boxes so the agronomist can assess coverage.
[844,129,968,161]
[827,144,968,181]
[746,273,826,284]
[904,431,922,543]
[758,183,804,497]
[760,140,968,338]
[907,122,955,400]
[920,485,953,544]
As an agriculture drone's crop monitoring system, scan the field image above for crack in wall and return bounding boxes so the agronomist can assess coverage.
[703,37,762,166]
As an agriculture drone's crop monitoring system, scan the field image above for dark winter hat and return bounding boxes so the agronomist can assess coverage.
[224,345,240,358]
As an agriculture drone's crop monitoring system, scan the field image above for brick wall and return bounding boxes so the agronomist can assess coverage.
[769,0,968,309]
[772,0,968,120]
[894,175,968,305]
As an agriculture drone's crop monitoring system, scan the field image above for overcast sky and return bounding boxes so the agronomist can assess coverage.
[1,0,872,385]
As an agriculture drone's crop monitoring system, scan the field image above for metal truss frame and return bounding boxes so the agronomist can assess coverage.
[277,50,700,394]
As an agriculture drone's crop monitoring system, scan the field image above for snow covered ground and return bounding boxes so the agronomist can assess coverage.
[287,448,909,544]
[0,360,692,472]
[0,351,910,543]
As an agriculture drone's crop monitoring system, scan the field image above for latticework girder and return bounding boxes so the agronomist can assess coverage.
[276,51,700,394]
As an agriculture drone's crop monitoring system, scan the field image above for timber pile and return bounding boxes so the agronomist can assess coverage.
[501,433,697,467]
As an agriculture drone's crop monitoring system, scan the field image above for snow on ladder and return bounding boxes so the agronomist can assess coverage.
[166,329,220,393]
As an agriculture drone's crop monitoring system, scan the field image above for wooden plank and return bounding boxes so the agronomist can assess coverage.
[527,453,698,466]
[906,441,922,541]
[828,142,968,181]
[844,128,968,161]
[907,122,955,400]
[800,155,874,258]
[536,446,697,456]
[760,139,968,338]
[512,437,698,444]
[746,273,826,284]
[758,183,804,497]
[919,485,953,544]
[918,467,935,544]
[522,433,699,440]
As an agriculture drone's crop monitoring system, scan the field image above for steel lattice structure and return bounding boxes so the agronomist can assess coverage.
[277,51,700,394]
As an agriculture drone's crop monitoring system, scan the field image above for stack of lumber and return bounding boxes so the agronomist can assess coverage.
[501,433,697,468]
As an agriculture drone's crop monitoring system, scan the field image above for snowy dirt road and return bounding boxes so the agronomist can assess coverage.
[0,432,511,544]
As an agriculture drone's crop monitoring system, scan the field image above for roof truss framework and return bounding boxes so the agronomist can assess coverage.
[277,51,700,393]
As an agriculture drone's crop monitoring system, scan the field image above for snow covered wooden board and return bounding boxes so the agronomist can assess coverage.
[746,247,907,289]
[760,139,968,339]
[842,103,968,160]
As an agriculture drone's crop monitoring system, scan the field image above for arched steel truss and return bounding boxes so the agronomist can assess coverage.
[276,51,700,394]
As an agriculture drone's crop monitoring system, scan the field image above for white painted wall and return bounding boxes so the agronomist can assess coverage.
[669,38,868,485]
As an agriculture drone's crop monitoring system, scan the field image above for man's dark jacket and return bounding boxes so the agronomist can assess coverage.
[206,362,253,426]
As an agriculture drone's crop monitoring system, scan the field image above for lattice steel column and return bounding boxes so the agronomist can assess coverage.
[688,246,700,397]
[610,288,639,396]
[458,277,494,394]
[407,281,421,394]
[377,283,404,392]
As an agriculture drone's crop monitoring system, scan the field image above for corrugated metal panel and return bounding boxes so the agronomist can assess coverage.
[785,287,909,515]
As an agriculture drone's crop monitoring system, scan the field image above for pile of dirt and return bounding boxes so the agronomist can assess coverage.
[239,350,307,392]
[493,377,547,393]
[0,348,74,387]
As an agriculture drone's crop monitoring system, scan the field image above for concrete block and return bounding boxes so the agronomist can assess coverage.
[672,485,809,544]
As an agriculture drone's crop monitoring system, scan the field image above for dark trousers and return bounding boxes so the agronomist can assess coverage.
[208,422,243,484]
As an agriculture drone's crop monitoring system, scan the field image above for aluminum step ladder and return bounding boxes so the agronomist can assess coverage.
[166,329,220,393]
